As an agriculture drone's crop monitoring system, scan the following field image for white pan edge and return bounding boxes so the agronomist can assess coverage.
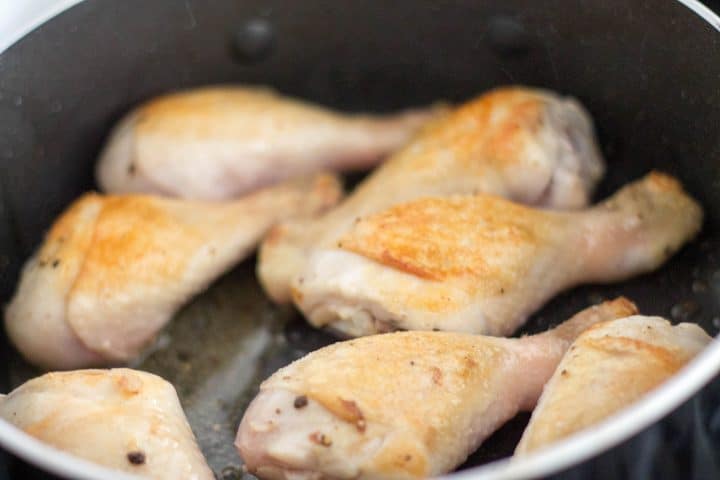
[0,0,85,54]
[0,418,140,480]
[0,0,718,479]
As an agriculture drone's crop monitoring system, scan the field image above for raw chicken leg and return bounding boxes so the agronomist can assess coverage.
[0,369,213,479]
[515,316,711,454]
[259,86,605,303]
[5,174,341,369]
[236,298,637,480]
[97,86,444,200]
[294,172,702,337]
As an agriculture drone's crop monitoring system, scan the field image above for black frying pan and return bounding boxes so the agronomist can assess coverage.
[1,1,720,479]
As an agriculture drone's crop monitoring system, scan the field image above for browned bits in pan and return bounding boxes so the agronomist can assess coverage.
[294,395,308,409]
[309,432,332,447]
[126,450,146,465]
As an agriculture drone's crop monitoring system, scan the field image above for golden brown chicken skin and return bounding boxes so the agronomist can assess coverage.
[237,299,637,480]
[293,172,701,337]
[515,315,711,454]
[258,86,605,304]
[5,174,341,369]
[97,86,444,200]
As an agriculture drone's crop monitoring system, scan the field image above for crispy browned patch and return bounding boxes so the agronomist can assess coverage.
[116,373,143,396]
[337,398,366,432]
[66,195,202,297]
[379,249,436,280]
[485,97,543,164]
[390,87,546,176]
[308,431,332,447]
[339,195,560,287]
[36,193,103,284]
[550,297,639,344]
[606,297,639,318]
[263,224,287,246]
[312,173,345,208]
[42,193,102,249]
[367,437,429,478]
[583,336,684,374]
[463,355,478,370]
[645,171,683,193]
[22,413,60,437]
[430,367,443,386]
[290,286,304,304]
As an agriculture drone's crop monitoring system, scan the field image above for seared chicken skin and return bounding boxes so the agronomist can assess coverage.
[97,86,443,200]
[515,316,711,454]
[0,369,213,479]
[259,86,605,303]
[294,172,701,337]
[236,298,637,480]
[5,174,341,369]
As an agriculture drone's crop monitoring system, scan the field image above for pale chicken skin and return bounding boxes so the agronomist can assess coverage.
[236,298,637,480]
[0,369,212,479]
[97,86,444,200]
[4,174,341,370]
[292,172,702,338]
[515,315,711,454]
[258,86,605,303]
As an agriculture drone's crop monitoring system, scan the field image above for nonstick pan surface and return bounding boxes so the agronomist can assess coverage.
[1,1,720,479]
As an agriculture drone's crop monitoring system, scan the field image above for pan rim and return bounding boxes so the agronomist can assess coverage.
[445,334,720,479]
[0,0,718,479]
[0,0,85,54]
[0,417,141,480]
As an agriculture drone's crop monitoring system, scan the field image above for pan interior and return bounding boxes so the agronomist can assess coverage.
[1,0,720,478]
